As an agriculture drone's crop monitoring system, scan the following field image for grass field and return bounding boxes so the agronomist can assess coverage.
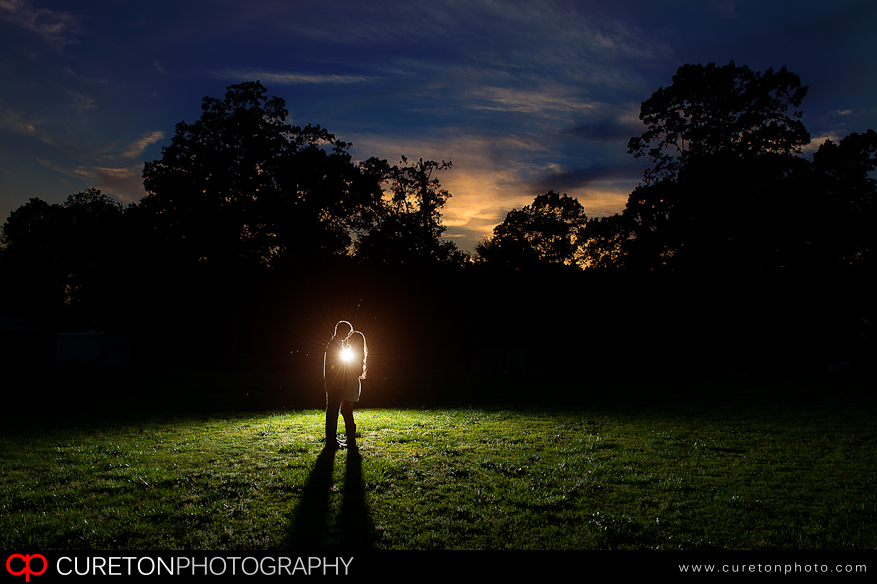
[1,372,875,550]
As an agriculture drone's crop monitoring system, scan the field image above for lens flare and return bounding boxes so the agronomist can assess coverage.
[341,347,353,362]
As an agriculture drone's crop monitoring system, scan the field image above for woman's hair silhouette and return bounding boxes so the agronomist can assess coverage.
[351,330,368,380]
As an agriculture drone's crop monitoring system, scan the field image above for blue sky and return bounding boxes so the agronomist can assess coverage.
[1,0,875,252]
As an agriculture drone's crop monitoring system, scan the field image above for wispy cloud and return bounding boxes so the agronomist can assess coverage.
[29,129,166,205]
[0,0,82,46]
[216,70,375,85]
[72,130,167,198]
[463,85,584,114]
[39,159,145,203]
[0,106,53,144]
[73,165,144,203]
[66,91,96,114]
[120,131,165,159]
[277,0,662,63]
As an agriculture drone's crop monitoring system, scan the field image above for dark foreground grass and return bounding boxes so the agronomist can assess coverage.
[1,374,875,550]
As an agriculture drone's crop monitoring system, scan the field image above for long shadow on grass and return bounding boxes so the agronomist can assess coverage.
[285,446,377,550]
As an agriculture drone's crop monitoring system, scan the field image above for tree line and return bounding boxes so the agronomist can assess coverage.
[0,82,466,328]
[1,64,874,376]
[479,61,877,274]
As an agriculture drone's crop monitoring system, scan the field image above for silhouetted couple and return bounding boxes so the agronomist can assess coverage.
[324,321,368,449]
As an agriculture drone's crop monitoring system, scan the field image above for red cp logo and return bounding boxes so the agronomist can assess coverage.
[6,555,47,582]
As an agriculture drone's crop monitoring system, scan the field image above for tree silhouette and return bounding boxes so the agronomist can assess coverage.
[612,61,865,273]
[140,81,384,269]
[0,189,127,326]
[476,191,588,268]
[627,61,809,185]
[810,130,877,266]
[580,213,629,269]
[354,156,464,265]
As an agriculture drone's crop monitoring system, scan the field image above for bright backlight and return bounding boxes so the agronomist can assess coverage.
[341,347,353,362]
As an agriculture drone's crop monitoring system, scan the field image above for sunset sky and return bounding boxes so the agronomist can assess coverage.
[1,0,875,252]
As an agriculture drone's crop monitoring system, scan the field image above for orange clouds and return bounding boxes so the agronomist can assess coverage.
[348,130,635,252]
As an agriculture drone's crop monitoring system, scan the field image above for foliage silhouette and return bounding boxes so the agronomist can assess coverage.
[0,188,128,329]
[580,214,628,270]
[139,81,385,269]
[627,61,810,185]
[1,82,468,373]
[355,156,464,265]
[810,129,877,266]
[614,141,877,273]
[475,191,588,268]
[595,62,876,273]
[1,71,874,380]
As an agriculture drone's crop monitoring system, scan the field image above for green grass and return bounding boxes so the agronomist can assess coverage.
[1,374,875,550]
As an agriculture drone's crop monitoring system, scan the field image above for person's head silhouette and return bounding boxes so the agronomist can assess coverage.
[333,320,353,341]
